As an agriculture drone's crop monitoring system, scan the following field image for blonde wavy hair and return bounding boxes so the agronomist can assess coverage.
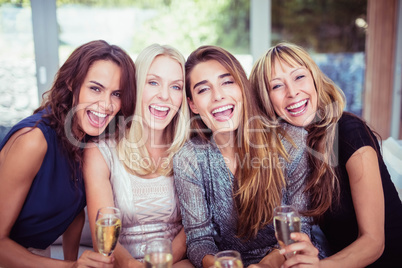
[249,42,346,218]
[117,44,189,177]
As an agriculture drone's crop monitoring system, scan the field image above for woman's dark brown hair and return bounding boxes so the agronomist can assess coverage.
[35,40,136,179]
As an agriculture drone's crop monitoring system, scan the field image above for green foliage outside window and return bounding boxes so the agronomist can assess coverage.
[1,0,366,54]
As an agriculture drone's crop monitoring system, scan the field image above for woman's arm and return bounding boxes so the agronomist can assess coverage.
[62,209,85,261]
[173,145,219,268]
[320,146,385,268]
[83,144,142,268]
[0,128,51,267]
[201,255,215,268]
[248,249,285,268]
[172,227,187,263]
[0,128,113,268]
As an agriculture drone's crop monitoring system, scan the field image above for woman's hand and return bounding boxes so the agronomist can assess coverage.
[279,232,319,268]
[73,250,114,268]
[248,248,285,268]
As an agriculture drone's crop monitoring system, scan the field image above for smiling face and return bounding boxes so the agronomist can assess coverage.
[188,60,243,134]
[141,55,184,133]
[268,60,317,127]
[75,60,122,137]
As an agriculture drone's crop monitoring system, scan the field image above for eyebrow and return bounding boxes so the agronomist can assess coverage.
[147,74,183,84]
[192,73,231,90]
[147,73,160,79]
[270,67,304,82]
[89,80,105,89]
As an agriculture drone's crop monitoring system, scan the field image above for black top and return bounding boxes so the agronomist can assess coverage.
[320,112,402,267]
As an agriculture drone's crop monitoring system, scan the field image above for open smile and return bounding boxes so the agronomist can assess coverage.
[211,104,234,121]
[286,99,308,116]
[149,104,170,119]
[87,110,109,128]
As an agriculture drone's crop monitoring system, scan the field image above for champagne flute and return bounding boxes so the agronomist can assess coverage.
[214,250,243,268]
[95,206,122,256]
[273,205,301,258]
[144,237,173,268]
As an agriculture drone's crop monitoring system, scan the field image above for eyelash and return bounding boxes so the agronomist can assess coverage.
[149,81,158,86]
[148,80,182,91]
[196,79,234,94]
[271,74,305,90]
[271,84,282,90]
[90,86,101,92]
[197,87,208,94]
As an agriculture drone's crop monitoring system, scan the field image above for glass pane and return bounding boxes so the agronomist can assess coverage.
[272,0,367,116]
[56,0,250,65]
[0,1,37,139]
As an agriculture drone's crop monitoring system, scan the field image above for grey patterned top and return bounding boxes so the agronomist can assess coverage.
[173,124,327,268]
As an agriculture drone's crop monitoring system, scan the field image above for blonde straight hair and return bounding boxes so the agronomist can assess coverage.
[250,42,346,218]
[117,44,189,177]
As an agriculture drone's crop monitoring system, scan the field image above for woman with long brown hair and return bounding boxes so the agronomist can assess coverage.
[0,40,136,267]
[173,45,321,268]
[250,42,402,267]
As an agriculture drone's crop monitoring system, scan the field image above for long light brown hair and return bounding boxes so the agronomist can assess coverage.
[185,45,288,238]
[249,42,346,218]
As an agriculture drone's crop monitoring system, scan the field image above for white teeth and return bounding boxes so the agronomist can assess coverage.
[286,99,307,110]
[150,105,169,111]
[288,109,305,115]
[212,105,233,114]
[90,110,107,118]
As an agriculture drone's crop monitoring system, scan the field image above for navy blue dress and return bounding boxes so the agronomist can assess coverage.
[320,113,402,267]
[0,109,86,249]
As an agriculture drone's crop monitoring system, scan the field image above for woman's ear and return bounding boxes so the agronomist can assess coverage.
[188,97,199,114]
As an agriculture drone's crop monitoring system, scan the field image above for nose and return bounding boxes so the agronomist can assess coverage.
[99,94,114,112]
[158,84,169,101]
[213,86,225,101]
[286,82,299,98]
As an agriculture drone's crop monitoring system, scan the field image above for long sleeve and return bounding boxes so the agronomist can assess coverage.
[173,137,278,268]
[280,123,329,259]
[173,140,219,268]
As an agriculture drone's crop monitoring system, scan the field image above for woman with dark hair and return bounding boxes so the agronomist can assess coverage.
[173,45,322,268]
[250,42,402,267]
[0,40,136,267]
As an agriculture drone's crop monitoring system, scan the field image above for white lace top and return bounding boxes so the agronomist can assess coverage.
[96,140,182,261]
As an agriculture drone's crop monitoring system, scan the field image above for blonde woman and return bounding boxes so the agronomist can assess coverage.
[173,45,323,268]
[84,44,190,268]
[249,42,402,268]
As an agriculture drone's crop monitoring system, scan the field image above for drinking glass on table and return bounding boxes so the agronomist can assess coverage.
[214,250,243,268]
[95,206,122,256]
[273,205,301,258]
[144,237,173,268]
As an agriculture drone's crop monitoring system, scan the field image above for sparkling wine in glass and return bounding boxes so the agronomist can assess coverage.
[273,205,301,258]
[144,238,173,268]
[95,207,122,256]
[214,250,243,268]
